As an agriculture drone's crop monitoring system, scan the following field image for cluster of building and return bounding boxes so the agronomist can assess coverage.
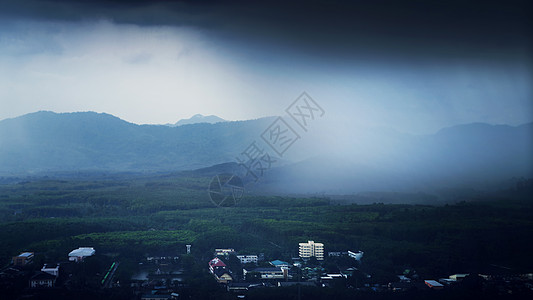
[5,241,532,299]
[208,251,290,285]
[127,243,533,299]
[208,241,364,286]
[298,240,364,262]
[203,240,371,295]
[387,272,533,295]
[212,249,261,265]
[132,252,186,300]
[5,247,96,290]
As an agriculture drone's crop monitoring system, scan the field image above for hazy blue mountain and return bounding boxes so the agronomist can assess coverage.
[0,111,531,196]
[172,114,226,126]
[0,111,271,175]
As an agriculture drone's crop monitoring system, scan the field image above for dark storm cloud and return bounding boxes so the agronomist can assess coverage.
[1,0,531,62]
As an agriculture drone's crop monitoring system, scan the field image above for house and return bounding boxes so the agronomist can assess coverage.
[449,274,469,281]
[424,280,444,289]
[227,282,262,292]
[213,268,233,284]
[41,264,60,277]
[214,248,235,256]
[208,258,233,283]
[301,266,325,279]
[237,255,258,264]
[388,281,414,291]
[324,273,347,279]
[68,247,95,262]
[338,266,357,277]
[348,250,364,261]
[270,260,290,268]
[439,278,456,285]
[12,252,34,266]
[0,267,23,279]
[244,267,287,280]
[29,271,56,288]
[291,258,302,268]
[146,255,179,264]
[321,273,348,282]
[278,281,316,287]
[227,282,252,292]
[209,257,227,272]
[299,241,324,260]
[397,275,410,282]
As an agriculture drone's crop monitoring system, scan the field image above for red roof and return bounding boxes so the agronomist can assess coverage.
[209,257,226,268]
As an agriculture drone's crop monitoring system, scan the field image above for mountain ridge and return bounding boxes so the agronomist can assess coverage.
[0,111,274,175]
[169,114,226,127]
[0,111,531,195]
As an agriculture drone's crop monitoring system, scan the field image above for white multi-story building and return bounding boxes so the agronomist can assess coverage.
[68,247,95,262]
[237,255,258,264]
[299,240,324,260]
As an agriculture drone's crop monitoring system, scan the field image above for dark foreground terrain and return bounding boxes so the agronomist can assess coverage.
[0,173,532,299]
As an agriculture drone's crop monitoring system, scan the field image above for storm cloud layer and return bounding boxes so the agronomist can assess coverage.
[0,0,531,133]
[1,0,530,55]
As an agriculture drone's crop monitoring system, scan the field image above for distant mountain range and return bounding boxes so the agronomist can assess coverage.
[0,111,531,194]
[167,114,226,127]
[0,111,270,174]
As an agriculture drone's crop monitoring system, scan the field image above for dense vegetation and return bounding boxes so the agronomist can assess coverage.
[1,172,532,286]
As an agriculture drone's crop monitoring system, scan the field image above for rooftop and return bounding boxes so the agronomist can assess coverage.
[425,280,444,287]
[214,268,232,277]
[270,260,289,266]
[209,257,226,267]
[68,247,95,257]
[248,267,283,272]
[31,271,56,281]
[278,282,315,287]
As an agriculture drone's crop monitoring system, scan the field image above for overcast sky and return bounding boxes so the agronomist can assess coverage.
[0,0,531,134]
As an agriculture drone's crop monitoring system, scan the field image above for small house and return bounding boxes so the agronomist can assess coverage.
[30,272,56,288]
[12,252,34,266]
[424,280,444,289]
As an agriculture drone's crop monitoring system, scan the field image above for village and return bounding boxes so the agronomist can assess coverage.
[2,240,533,299]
